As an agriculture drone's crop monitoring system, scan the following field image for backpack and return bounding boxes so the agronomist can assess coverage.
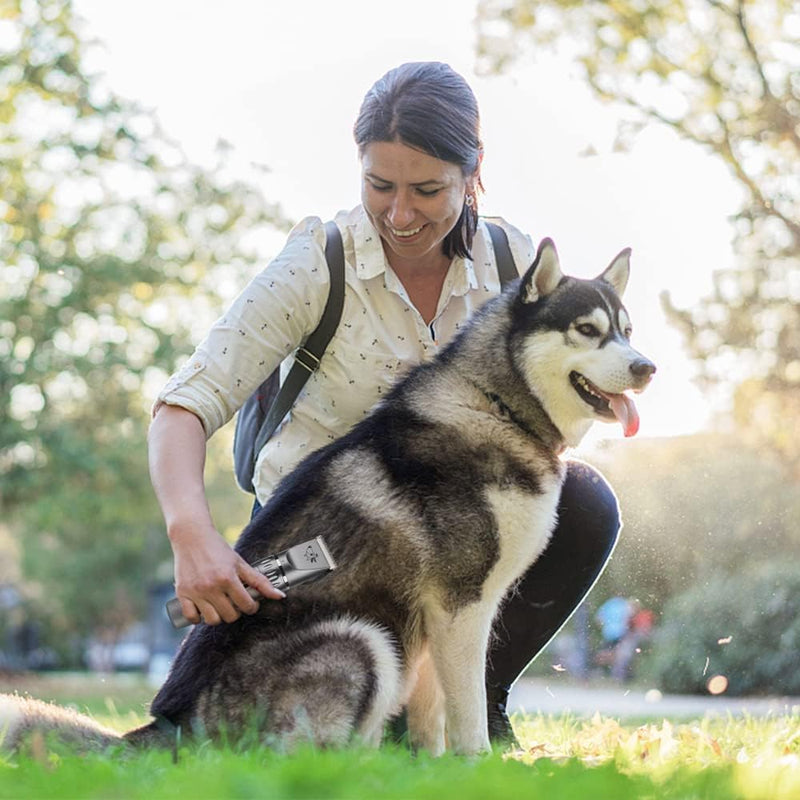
[233,219,519,493]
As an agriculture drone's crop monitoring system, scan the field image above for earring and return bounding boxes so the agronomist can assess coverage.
[465,195,474,207]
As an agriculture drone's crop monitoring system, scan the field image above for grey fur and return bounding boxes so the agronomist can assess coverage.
[1,238,655,756]
[0,695,121,752]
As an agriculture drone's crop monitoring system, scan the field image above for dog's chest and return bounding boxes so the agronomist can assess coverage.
[481,478,562,603]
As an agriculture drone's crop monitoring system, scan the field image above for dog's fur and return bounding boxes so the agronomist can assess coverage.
[1,239,655,755]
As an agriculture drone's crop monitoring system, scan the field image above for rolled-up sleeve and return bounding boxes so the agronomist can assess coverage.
[154,217,330,437]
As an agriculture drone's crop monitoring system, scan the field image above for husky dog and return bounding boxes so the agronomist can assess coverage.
[1,239,654,755]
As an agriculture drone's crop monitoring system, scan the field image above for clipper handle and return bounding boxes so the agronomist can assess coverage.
[165,535,336,629]
[165,587,260,629]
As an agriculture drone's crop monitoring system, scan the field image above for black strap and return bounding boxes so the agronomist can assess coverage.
[485,221,518,287]
[252,221,345,459]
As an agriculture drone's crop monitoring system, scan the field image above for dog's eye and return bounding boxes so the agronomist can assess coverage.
[576,323,600,337]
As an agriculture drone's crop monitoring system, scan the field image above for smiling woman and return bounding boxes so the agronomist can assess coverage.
[354,62,484,258]
[353,62,485,324]
[361,143,468,249]
[361,142,468,248]
[360,142,472,323]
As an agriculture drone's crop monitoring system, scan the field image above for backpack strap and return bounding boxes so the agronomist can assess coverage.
[485,221,518,288]
[252,221,345,459]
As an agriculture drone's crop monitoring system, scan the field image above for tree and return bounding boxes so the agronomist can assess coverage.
[0,0,289,648]
[476,0,800,473]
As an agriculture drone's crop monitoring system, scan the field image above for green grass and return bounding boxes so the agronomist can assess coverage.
[1,674,798,800]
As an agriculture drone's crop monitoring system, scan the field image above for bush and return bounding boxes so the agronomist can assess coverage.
[645,562,800,696]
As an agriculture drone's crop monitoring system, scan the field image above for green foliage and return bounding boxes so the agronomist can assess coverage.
[645,561,800,696]
[476,0,800,475]
[0,0,289,645]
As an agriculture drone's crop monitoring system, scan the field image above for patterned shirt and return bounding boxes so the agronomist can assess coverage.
[155,205,535,504]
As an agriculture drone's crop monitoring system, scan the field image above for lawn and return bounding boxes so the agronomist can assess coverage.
[1,673,798,799]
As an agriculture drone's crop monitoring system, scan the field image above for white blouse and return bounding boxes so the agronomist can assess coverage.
[155,205,535,504]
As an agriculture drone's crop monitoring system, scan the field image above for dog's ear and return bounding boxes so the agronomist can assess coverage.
[521,238,563,304]
[600,248,631,297]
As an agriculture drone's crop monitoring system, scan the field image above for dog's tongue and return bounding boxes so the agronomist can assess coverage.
[608,393,640,437]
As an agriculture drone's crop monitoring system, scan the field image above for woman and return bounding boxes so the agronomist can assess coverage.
[148,62,619,743]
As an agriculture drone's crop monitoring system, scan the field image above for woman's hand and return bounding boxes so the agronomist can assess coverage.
[148,404,284,627]
[170,520,285,626]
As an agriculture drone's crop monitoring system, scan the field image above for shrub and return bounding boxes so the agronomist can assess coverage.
[645,561,800,696]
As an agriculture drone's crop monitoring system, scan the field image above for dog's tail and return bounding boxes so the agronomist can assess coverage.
[122,617,403,751]
[261,616,403,749]
[0,693,123,753]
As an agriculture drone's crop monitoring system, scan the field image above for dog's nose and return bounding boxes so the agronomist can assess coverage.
[630,358,657,380]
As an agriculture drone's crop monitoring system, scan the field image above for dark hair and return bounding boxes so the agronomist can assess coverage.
[353,62,484,260]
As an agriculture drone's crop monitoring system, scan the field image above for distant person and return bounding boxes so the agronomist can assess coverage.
[630,604,656,640]
[596,596,634,646]
[612,602,656,682]
[594,595,634,678]
[148,61,623,743]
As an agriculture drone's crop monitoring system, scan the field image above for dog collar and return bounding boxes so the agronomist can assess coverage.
[483,390,564,452]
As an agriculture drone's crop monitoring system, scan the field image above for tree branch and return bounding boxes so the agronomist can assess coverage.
[733,0,774,102]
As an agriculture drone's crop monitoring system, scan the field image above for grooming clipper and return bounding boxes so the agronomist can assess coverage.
[165,535,336,629]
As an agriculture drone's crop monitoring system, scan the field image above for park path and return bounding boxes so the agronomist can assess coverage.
[508,677,800,719]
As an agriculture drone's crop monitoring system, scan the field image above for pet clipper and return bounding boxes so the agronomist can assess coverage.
[165,535,337,629]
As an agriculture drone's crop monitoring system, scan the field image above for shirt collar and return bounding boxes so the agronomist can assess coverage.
[349,205,479,295]
[451,254,478,296]
[350,208,388,280]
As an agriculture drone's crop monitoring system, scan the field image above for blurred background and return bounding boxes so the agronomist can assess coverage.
[1,0,798,697]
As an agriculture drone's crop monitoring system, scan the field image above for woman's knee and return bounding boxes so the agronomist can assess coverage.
[559,459,621,553]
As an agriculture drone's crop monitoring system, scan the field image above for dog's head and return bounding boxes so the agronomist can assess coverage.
[512,238,656,446]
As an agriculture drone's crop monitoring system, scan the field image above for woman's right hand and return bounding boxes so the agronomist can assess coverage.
[148,404,284,627]
[170,520,285,626]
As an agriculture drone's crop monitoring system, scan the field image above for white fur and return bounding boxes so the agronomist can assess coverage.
[523,239,563,304]
[405,646,445,755]
[0,694,120,751]
[601,248,631,297]
[520,332,594,446]
[482,483,561,604]
[520,325,650,446]
[423,600,495,754]
[0,694,24,746]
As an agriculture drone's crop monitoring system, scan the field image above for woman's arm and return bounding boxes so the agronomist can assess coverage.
[148,404,284,626]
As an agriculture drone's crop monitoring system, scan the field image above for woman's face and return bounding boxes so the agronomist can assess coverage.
[361,141,475,267]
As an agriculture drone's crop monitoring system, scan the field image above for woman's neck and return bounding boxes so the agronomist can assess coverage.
[386,249,452,326]
[385,245,450,281]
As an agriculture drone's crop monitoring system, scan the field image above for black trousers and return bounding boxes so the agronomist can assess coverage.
[251,458,619,693]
